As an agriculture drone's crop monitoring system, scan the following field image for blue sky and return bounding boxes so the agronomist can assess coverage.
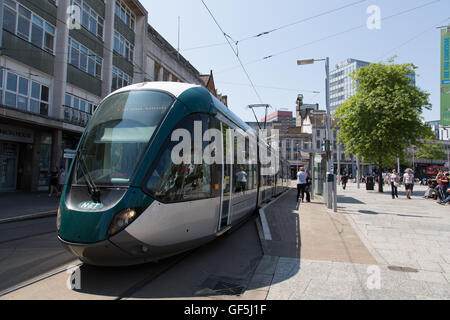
[140,0,449,123]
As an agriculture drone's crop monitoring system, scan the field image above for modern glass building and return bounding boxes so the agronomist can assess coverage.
[329,58,370,112]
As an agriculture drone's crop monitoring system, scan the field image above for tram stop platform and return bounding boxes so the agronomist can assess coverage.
[249,186,379,300]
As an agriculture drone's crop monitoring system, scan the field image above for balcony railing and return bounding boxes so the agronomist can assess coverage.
[63,105,92,127]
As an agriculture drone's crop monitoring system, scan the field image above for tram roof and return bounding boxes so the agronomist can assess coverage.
[105,82,201,99]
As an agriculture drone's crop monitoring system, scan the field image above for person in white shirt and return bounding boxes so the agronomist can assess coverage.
[297,167,308,202]
[403,168,415,199]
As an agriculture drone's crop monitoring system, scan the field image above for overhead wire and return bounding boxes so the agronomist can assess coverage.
[375,16,450,61]
[182,0,368,52]
[201,0,263,103]
[214,0,443,74]
[216,81,320,93]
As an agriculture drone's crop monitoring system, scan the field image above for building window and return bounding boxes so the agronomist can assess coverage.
[70,0,104,39]
[64,93,96,115]
[68,38,103,79]
[115,0,136,31]
[63,93,97,126]
[3,0,56,54]
[114,30,134,62]
[111,67,133,91]
[2,71,50,116]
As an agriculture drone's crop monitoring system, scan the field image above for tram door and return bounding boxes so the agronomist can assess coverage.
[218,122,232,231]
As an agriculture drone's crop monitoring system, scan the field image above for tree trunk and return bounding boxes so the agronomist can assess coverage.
[378,165,384,193]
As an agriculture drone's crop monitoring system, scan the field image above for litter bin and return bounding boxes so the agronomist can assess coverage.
[366,176,374,190]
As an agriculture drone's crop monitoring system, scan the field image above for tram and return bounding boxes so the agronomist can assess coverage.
[57,82,289,266]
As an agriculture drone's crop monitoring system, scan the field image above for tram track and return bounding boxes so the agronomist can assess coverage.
[0,230,56,245]
[0,210,260,300]
[0,246,199,300]
[0,211,57,225]
[116,249,196,300]
[0,261,83,298]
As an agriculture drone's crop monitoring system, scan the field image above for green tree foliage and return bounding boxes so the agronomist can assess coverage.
[334,62,431,192]
[414,140,447,161]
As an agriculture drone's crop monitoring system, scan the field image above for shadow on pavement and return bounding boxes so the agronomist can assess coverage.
[70,214,270,299]
[337,195,365,204]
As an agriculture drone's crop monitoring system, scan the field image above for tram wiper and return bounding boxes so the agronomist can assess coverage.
[77,151,101,203]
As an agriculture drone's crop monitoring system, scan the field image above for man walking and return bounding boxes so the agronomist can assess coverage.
[341,173,348,190]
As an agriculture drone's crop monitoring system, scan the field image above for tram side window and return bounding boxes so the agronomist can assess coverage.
[146,114,212,203]
[232,134,257,193]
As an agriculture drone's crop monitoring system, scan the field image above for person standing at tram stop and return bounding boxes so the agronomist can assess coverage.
[388,169,400,199]
[296,167,308,202]
[304,169,312,203]
[403,168,415,200]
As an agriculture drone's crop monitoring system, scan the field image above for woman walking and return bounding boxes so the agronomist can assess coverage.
[388,169,399,199]
[403,168,415,200]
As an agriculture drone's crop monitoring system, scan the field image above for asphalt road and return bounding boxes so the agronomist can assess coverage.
[0,217,76,294]
[0,214,264,299]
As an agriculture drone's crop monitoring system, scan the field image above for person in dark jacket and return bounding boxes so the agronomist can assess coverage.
[341,173,348,190]
[48,167,59,197]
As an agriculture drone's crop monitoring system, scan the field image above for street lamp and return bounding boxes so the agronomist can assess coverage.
[297,57,336,212]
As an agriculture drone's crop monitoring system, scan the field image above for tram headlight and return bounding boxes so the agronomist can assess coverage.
[56,205,62,232]
[108,208,138,237]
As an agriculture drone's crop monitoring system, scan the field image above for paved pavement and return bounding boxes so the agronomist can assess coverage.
[1,182,448,300]
[251,182,450,300]
[0,191,59,222]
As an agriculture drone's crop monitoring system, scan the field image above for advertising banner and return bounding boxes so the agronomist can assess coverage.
[441,28,450,126]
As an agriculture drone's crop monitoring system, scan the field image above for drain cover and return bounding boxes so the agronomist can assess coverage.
[195,276,247,296]
[387,265,419,273]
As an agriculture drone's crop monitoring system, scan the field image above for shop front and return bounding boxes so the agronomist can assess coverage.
[0,124,34,191]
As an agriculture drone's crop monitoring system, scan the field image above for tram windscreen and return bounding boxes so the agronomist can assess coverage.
[73,90,174,187]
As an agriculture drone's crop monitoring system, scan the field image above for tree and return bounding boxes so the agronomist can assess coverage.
[414,140,447,161]
[334,61,431,192]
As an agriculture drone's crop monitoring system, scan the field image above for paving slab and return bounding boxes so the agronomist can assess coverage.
[251,182,450,300]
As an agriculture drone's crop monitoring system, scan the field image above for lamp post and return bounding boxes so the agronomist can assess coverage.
[297,57,335,211]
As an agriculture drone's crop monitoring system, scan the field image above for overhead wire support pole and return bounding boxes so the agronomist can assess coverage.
[297,57,335,211]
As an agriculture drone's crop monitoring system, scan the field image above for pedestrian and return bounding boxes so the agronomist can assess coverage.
[436,171,449,204]
[403,168,415,200]
[235,167,247,193]
[58,167,67,196]
[424,179,434,199]
[48,167,59,197]
[305,169,312,203]
[440,185,450,206]
[296,167,307,202]
[388,169,399,199]
[341,172,348,190]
